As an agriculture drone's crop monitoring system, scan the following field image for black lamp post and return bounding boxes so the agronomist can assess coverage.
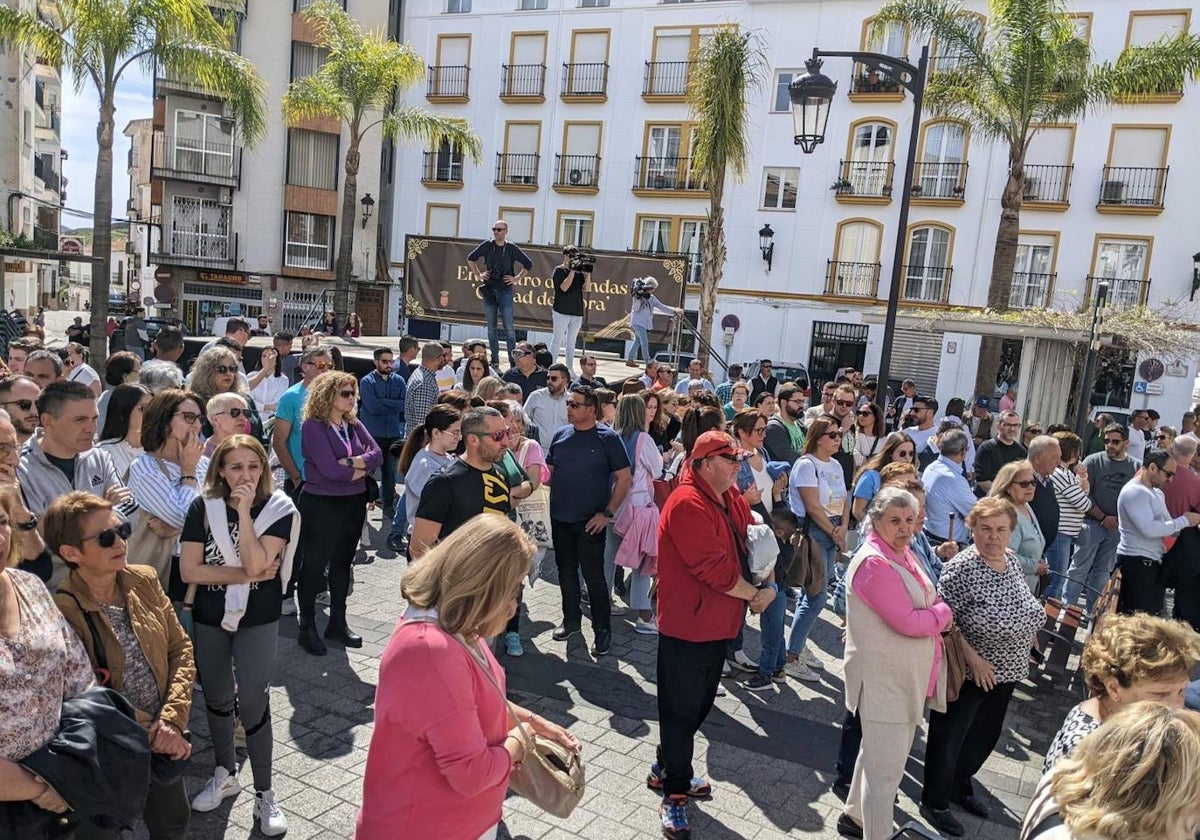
[791,46,928,410]
[759,223,775,272]
[1191,252,1200,300]
[1074,280,1109,436]
[360,193,375,229]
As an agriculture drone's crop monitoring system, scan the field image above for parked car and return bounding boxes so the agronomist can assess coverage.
[742,359,811,393]
[1090,405,1132,428]
[109,317,187,354]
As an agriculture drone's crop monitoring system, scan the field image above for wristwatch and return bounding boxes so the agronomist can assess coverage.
[16,515,37,532]
[601,508,614,519]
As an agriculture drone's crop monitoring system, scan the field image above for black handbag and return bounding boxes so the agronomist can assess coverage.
[365,475,381,503]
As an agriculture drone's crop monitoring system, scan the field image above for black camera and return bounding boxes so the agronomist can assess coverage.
[631,276,658,300]
[567,250,596,273]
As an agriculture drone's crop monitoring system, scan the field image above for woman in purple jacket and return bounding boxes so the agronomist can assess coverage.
[297,372,382,656]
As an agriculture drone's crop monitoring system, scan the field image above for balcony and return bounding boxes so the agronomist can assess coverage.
[494,153,540,190]
[642,60,693,100]
[561,63,608,101]
[901,265,952,304]
[848,67,904,102]
[33,156,60,193]
[825,261,881,298]
[1086,275,1151,309]
[32,227,58,252]
[1021,164,1072,209]
[426,65,469,102]
[553,155,601,193]
[911,162,968,204]
[500,64,546,102]
[150,132,241,188]
[1096,166,1168,215]
[421,151,463,187]
[632,156,706,196]
[153,229,239,270]
[1008,272,1055,309]
[833,160,894,204]
[154,65,224,100]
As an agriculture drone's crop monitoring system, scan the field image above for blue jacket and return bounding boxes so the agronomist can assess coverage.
[358,370,407,439]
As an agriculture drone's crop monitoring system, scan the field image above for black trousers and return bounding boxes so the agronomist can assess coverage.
[835,709,863,786]
[656,634,727,797]
[921,679,1017,810]
[283,477,305,597]
[1174,572,1200,632]
[297,490,367,623]
[552,519,610,634]
[1116,554,1165,616]
[76,777,189,840]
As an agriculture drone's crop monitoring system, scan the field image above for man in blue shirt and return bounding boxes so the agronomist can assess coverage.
[921,428,976,544]
[359,347,407,516]
[546,384,632,657]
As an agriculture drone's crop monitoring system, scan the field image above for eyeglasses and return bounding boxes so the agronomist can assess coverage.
[999,422,1021,429]
[213,365,238,375]
[82,521,133,548]
[174,411,202,425]
[439,427,464,438]
[1104,437,1125,445]
[338,390,356,399]
[1012,479,1037,488]
[752,426,767,435]
[856,409,873,416]
[474,428,510,442]
[825,430,844,439]
[217,408,247,419]
[1,399,34,412]
[834,399,856,408]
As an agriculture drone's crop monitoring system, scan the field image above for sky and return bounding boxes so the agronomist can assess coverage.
[59,65,154,230]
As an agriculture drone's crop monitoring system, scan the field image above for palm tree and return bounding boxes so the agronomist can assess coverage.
[686,27,766,374]
[872,0,1200,397]
[0,0,268,362]
[282,0,481,325]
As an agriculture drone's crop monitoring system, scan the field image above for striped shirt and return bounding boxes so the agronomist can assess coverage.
[127,455,205,531]
[1049,464,1092,538]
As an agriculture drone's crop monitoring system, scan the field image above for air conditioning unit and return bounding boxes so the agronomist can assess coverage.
[1101,180,1125,204]
[569,168,584,185]
[217,186,233,204]
[1022,178,1041,201]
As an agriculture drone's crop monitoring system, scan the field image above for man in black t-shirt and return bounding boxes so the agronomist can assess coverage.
[549,246,590,373]
[410,406,512,559]
[466,220,533,366]
[975,409,1028,494]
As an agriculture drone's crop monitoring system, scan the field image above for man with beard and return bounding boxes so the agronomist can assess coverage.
[0,375,41,446]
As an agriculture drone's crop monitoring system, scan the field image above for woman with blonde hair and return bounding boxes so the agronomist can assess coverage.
[473,375,504,402]
[1022,701,1200,840]
[356,515,580,840]
[188,346,264,444]
[296,372,382,656]
[989,459,1048,591]
[1043,613,1200,771]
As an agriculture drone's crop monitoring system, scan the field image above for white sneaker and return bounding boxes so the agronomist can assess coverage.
[784,658,821,682]
[722,660,732,677]
[635,619,659,635]
[726,649,758,672]
[279,596,296,616]
[799,645,825,671]
[191,766,240,812]
[254,789,288,836]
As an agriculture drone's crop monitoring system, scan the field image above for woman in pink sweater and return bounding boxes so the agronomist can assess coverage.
[356,516,580,840]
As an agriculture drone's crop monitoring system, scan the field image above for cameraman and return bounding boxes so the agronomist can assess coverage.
[467,219,533,366]
[549,246,591,373]
[625,277,681,367]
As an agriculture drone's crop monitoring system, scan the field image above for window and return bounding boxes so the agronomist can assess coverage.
[447,0,471,12]
[645,27,712,96]
[425,139,464,183]
[635,214,705,283]
[1102,125,1170,209]
[1010,233,1057,308]
[1067,13,1092,43]
[760,167,799,209]
[174,110,235,177]
[170,196,231,260]
[286,129,338,191]
[932,13,985,73]
[430,35,471,99]
[498,122,541,187]
[425,203,460,236]
[291,42,329,80]
[772,70,798,112]
[580,0,609,6]
[636,123,703,191]
[1023,124,1075,205]
[557,212,594,247]
[840,120,896,197]
[498,207,534,242]
[285,212,334,270]
[638,217,672,252]
[1126,10,1190,47]
[1089,236,1152,307]
[564,30,610,97]
[830,220,883,297]
[679,220,706,284]
[556,122,602,189]
[903,225,953,302]
[916,121,968,198]
[852,19,907,96]
[519,0,547,8]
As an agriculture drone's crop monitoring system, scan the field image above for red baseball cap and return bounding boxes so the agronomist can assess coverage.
[691,431,752,461]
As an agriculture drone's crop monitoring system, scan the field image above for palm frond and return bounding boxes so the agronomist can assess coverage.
[156,39,269,143]
[281,74,350,124]
[385,107,483,162]
[1093,33,1200,100]
[686,26,766,181]
[0,5,67,73]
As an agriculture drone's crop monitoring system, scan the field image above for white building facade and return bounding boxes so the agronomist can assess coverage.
[391,0,1200,427]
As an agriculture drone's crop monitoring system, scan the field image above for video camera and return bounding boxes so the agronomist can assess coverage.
[631,276,659,300]
[566,248,596,273]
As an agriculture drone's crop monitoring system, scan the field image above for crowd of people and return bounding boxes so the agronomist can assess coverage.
[4,315,1200,840]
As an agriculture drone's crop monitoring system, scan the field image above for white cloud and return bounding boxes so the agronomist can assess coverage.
[60,67,154,228]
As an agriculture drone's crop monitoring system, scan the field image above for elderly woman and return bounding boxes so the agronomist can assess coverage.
[919,497,1045,838]
[203,392,251,457]
[989,460,1048,591]
[180,435,297,835]
[0,489,94,831]
[357,515,580,840]
[723,381,749,422]
[297,372,382,657]
[139,359,185,395]
[852,432,916,523]
[839,487,953,840]
[99,384,152,482]
[1022,702,1200,840]
[1043,613,1200,772]
[188,347,265,445]
[49,492,195,840]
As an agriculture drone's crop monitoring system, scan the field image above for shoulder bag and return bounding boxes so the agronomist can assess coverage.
[778,517,824,597]
[941,625,969,703]
[125,458,182,591]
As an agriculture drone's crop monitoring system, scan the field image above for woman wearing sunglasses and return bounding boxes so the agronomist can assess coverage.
[851,432,916,524]
[203,393,251,457]
[98,383,152,483]
[297,373,382,657]
[127,390,207,600]
[188,347,265,447]
[179,434,297,834]
[48,492,195,840]
[988,459,1049,592]
[850,403,885,468]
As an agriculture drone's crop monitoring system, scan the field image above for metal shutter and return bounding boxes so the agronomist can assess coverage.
[888,328,942,395]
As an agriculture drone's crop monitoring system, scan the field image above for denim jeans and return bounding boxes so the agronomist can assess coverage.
[1043,531,1075,601]
[787,522,839,655]
[627,325,651,362]
[389,494,408,538]
[483,287,517,365]
[757,582,787,677]
[1062,519,1120,610]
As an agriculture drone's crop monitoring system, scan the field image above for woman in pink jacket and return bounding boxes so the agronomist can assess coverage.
[356,515,580,840]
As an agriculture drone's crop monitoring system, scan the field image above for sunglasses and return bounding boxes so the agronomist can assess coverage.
[1,399,34,412]
[1104,438,1125,445]
[1155,434,1169,440]
[834,399,856,408]
[492,227,507,232]
[82,520,133,548]
[217,408,247,419]
[895,449,915,458]
[476,428,510,442]
[677,399,691,407]
[856,409,873,416]
[716,454,740,462]
[825,430,844,439]
[174,411,202,425]
[338,390,356,399]
[565,400,591,410]
[305,361,333,371]
[1013,479,1037,488]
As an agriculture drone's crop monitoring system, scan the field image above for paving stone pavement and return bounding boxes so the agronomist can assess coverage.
[170,508,1080,840]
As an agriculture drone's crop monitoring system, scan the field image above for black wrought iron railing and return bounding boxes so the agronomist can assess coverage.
[1008,272,1054,309]
[553,155,600,188]
[834,161,895,197]
[1097,166,1168,209]
[501,63,546,97]
[1086,275,1151,309]
[633,156,704,191]
[426,65,470,98]
[911,162,968,199]
[494,153,540,187]
[421,151,463,184]
[561,62,608,96]
[900,265,953,303]
[1021,164,1072,204]
[642,60,694,96]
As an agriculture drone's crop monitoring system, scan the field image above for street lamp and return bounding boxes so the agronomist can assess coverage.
[360,193,375,229]
[792,45,929,412]
[758,224,775,272]
[1074,280,1110,435]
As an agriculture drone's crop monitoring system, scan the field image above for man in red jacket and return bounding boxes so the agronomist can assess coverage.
[651,430,776,839]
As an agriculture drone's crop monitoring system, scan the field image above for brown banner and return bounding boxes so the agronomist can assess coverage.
[403,235,687,341]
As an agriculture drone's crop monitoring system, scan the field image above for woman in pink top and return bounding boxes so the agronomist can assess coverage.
[356,515,580,840]
[839,486,953,840]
